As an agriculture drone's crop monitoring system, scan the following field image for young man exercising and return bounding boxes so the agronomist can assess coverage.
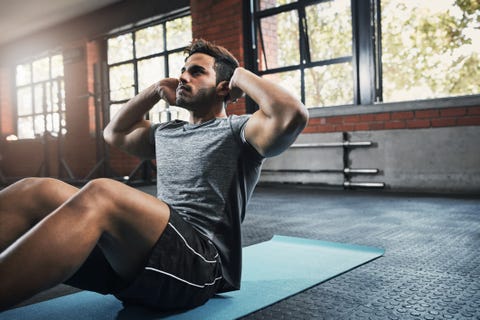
[0,39,308,311]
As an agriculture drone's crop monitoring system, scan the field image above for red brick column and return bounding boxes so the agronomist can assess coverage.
[190,0,246,115]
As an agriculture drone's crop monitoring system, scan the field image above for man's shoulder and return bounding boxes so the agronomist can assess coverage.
[154,119,187,131]
[228,114,251,122]
[227,114,251,131]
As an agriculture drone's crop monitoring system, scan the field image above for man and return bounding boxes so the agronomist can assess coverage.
[0,39,308,311]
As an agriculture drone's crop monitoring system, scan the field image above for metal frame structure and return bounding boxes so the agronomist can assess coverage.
[262,132,385,189]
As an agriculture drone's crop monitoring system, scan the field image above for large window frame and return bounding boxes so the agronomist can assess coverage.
[245,0,480,115]
[106,9,191,124]
[14,53,66,140]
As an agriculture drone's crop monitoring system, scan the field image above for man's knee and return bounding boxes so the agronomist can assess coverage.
[81,178,118,201]
[67,179,120,220]
[0,177,70,229]
[13,177,58,192]
[1,177,60,208]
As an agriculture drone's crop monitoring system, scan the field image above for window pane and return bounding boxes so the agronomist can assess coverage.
[34,84,45,114]
[108,34,133,64]
[166,16,192,50]
[46,113,60,132]
[17,87,32,116]
[138,57,165,92]
[18,117,35,139]
[306,0,352,61]
[305,63,353,107]
[46,82,55,112]
[34,115,45,135]
[259,0,297,10]
[32,57,50,82]
[51,55,64,78]
[16,64,31,86]
[109,63,134,101]
[168,52,186,77]
[135,25,164,58]
[259,10,300,70]
[109,104,123,122]
[61,113,67,135]
[50,80,63,112]
[381,0,480,102]
[263,70,301,101]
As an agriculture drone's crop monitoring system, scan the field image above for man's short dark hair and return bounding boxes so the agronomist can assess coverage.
[184,39,239,84]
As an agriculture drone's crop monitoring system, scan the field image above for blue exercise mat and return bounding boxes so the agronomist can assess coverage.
[0,235,384,320]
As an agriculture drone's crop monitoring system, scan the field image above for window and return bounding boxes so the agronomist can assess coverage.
[380,0,480,102]
[15,54,65,139]
[107,14,192,123]
[249,0,480,108]
[253,0,353,108]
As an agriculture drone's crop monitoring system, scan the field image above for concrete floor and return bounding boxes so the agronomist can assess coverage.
[7,183,480,319]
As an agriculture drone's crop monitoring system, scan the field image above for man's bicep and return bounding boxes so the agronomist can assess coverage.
[243,110,284,158]
[121,121,156,159]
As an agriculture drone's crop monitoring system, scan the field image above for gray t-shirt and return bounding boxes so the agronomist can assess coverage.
[150,114,264,291]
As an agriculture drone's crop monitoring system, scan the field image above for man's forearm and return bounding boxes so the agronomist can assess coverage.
[105,83,160,134]
[230,67,304,121]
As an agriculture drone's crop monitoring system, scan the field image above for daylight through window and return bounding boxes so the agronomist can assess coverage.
[15,54,65,139]
[107,14,192,123]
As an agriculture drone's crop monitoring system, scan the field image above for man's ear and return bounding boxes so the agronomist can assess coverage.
[216,80,230,100]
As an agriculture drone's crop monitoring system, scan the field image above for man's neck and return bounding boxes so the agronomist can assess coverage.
[189,104,227,124]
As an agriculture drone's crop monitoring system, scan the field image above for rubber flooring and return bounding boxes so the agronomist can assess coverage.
[239,184,480,320]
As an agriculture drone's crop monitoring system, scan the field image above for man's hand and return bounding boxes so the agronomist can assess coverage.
[227,68,245,103]
[157,78,179,105]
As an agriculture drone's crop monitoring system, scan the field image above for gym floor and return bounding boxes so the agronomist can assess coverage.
[12,183,480,319]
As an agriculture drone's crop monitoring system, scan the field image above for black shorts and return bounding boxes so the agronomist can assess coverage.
[64,207,224,311]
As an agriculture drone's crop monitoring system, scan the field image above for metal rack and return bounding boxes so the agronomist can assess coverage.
[263,132,385,189]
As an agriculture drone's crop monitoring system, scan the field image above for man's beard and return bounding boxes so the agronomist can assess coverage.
[176,86,217,111]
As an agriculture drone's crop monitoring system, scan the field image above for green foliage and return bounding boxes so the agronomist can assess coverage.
[268,0,353,107]
[382,0,480,102]
[260,0,479,106]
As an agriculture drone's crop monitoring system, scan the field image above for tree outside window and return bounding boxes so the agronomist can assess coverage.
[381,0,480,102]
[253,0,480,107]
[256,0,353,108]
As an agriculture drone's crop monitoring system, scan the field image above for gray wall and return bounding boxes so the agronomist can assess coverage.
[260,126,480,194]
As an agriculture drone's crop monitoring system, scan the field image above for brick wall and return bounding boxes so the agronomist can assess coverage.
[62,43,97,178]
[303,106,480,134]
[190,0,246,115]
[0,66,14,136]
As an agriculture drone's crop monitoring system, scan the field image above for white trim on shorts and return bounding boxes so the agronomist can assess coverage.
[145,267,223,289]
[144,222,222,289]
[167,222,219,263]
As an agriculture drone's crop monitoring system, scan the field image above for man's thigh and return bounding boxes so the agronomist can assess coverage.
[64,245,127,294]
[77,179,171,282]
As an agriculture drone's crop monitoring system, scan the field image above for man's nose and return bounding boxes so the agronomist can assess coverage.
[179,72,189,84]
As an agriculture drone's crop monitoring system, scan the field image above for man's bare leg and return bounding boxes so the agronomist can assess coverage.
[0,178,170,310]
[0,178,79,252]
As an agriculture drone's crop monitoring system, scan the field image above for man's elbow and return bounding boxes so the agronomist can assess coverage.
[286,102,309,134]
[103,126,119,147]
